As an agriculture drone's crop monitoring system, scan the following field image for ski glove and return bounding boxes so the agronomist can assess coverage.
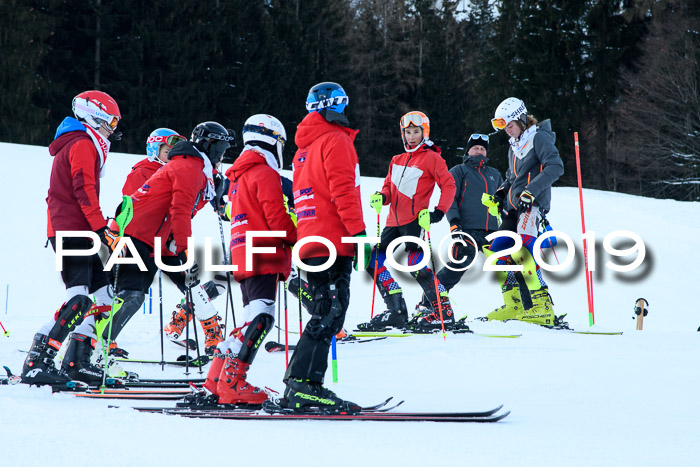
[517,191,535,215]
[369,192,385,213]
[178,250,200,288]
[96,227,121,252]
[493,186,507,210]
[429,209,444,224]
[352,230,372,272]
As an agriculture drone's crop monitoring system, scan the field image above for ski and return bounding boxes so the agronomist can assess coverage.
[143,406,509,422]
[73,391,189,400]
[351,331,522,339]
[126,377,206,384]
[265,336,388,353]
[169,338,197,351]
[116,355,210,367]
[124,398,508,422]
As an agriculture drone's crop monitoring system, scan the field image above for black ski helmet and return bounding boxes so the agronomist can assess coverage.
[305,82,349,126]
[190,121,235,165]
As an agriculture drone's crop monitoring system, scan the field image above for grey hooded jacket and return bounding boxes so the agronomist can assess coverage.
[446,155,503,231]
[500,119,564,214]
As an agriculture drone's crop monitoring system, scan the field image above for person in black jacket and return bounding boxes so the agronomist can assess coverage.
[414,134,503,317]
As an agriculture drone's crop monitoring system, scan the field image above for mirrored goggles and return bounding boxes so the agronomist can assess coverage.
[147,134,186,147]
[491,118,507,131]
[401,113,426,128]
[106,115,120,130]
[470,133,489,142]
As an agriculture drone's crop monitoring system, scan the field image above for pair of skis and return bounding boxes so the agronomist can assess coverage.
[125,397,510,423]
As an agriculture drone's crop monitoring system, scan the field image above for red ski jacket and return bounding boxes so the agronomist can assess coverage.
[47,122,107,237]
[122,158,162,196]
[124,143,208,254]
[226,148,297,281]
[292,112,365,259]
[379,143,456,227]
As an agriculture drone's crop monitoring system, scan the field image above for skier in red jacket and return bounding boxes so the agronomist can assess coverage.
[103,128,225,357]
[105,122,233,356]
[357,111,457,332]
[281,82,367,413]
[22,90,122,386]
[200,114,296,405]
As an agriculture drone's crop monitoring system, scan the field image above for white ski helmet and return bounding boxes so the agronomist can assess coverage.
[491,97,528,131]
[242,114,287,167]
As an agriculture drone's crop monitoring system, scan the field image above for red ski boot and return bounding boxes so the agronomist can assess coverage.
[203,349,226,395]
[216,355,268,405]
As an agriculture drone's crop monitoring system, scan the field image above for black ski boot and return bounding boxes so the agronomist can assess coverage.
[356,293,408,331]
[282,378,361,414]
[61,333,106,385]
[21,333,72,386]
[411,295,456,333]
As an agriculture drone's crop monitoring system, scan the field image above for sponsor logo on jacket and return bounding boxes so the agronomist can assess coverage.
[296,208,316,221]
[231,213,248,229]
[294,187,314,203]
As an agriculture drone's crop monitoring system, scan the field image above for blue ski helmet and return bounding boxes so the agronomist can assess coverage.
[305,82,349,125]
[146,128,186,164]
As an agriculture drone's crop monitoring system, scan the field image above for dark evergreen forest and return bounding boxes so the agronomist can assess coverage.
[1,0,698,200]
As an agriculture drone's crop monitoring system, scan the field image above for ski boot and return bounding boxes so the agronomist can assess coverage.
[203,349,226,395]
[108,341,129,358]
[216,354,268,405]
[61,333,107,385]
[485,285,522,321]
[282,378,360,414]
[21,333,72,386]
[410,294,456,333]
[164,300,193,340]
[514,287,556,327]
[201,315,224,356]
[356,293,408,331]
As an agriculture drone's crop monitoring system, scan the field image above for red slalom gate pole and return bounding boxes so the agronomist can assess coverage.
[574,132,595,326]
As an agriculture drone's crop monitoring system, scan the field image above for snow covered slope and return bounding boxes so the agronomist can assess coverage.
[0,142,698,466]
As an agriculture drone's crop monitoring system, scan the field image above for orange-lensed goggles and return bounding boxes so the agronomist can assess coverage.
[147,134,186,147]
[401,113,426,128]
[491,118,507,131]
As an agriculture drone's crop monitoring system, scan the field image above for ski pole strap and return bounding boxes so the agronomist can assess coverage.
[115,195,134,236]
[418,209,431,232]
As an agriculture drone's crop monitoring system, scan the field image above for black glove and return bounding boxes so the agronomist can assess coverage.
[517,190,535,215]
[493,186,507,210]
[178,250,200,288]
[96,226,121,251]
[429,209,444,224]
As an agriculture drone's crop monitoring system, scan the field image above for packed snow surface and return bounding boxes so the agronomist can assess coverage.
[0,142,698,466]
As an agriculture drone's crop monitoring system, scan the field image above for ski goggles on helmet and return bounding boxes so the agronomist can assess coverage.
[147,134,186,148]
[242,124,286,146]
[491,118,507,131]
[400,112,428,129]
[469,133,490,142]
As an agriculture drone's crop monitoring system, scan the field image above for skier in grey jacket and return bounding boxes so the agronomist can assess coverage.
[485,97,564,327]
[414,133,503,316]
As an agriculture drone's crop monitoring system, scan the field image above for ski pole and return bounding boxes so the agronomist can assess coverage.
[297,267,303,336]
[102,195,134,393]
[574,133,595,325]
[331,334,338,383]
[284,282,290,368]
[277,282,281,342]
[370,206,381,319]
[217,215,237,331]
[0,318,9,337]
[186,286,204,375]
[158,270,165,371]
[283,279,289,343]
[418,210,447,340]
